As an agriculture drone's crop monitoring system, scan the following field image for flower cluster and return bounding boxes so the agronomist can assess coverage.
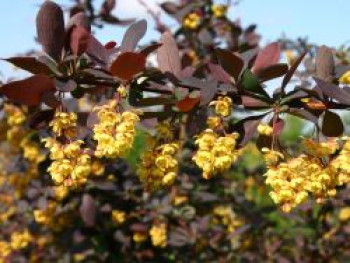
[193,129,239,179]
[339,70,350,84]
[10,229,32,250]
[213,206,243,233]
[93,100,140,158]
[3,103,27,145]
[211,4,228,18]
[49,111,77,138]
[209,96,232,117]
[43,138,91,187]
[183,12,201,30]
[138,142,179,190]
[263,138,350,212]
[150,223,167,248]
[257,124,273,136]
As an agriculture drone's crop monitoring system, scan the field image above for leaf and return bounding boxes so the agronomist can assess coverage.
[36,1,65,60]
[176,95,200,112]
[55,79,77,92]
[79,194,96,227]
[2,57,52,75]
[157,31,182,78]
[241,69,269,98]
[255,63,288,82]
[215,49,244,81]
[322,110,344,137]
[160,2,179,15]
[208,63,231,84]
[87,34,109,63]
[66,11,91,31]
[110,52,146,80]
[315,45,334,82]
[199,80,218,106]
[288,108,319,124]
[120,20,147,52]
[41,91,60,108]
[140,43,162,57]
[232,114,267,145]
[0,75,55,106]
[313,77,350,104]
[241,96,270,109]
[281,51,307,91]
[70,26,90,56]
[28,110,55,129]
[252,42,281,73]
[104,41,117,50]
[273,118,285,136]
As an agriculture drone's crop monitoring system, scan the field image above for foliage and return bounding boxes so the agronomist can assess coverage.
[0,0,350,262]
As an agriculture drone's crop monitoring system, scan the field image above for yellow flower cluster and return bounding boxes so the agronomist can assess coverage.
[211,4,228,18]
[209,96,232,117]
[213,206,243,233]
[339,70,350,84]
[3,104,27,145]
[263,138,350,212]
[133,232,147,243]
[42,138,91,187]
[193,129,239,179]
[207,116,221,129]
[150,223,167,248]
[111,210,126,224]
[0,241,11,259]
[156,121,174,140]
[138,143,179,190]
[49,111,77,138]
[183,12,201,30]
[338,207,350,221]
[10,229,32,250]
[20,137,46,164]
[93,100,140,158]
[257,124,273,136]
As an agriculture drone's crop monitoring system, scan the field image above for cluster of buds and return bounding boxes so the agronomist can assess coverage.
[149,223,168,248]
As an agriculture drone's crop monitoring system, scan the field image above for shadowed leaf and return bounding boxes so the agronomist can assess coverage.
[215,49,244,81]
[1,75,55,106]
[70,26,90,56]
[79,194,96,227]
[3,57,52,75]
[252,42,280,73]
[314,77,350,104]
[36,1,65,60]
[281,51,307,91]
[120,20,147,52]
[177,95,200,112]
[322,110,344,137]
[255,63,288,82]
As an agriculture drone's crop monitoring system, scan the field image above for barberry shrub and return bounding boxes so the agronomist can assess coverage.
[0,0,350,262]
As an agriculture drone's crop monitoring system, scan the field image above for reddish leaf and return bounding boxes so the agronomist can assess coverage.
[208,63,231,84]
[120,19,147,52]
[160,2,179,15]
[252,42,281,73]
[36,1,65,60]
[140,43,163,57]
[41,91,60,108]
[28,110,55,129]
[314,77,350,105]
[104,41,117,50]
[255,63,289,82]
[110,52,146,80]
[1,75,55,106]
[241,96,270,109]
[2,57,52,75]
[87,34,109,63]
[176,96,200,112]
[70,26,90,56]
[66,12,91,31]
[79,194,96,227]
[157,31,182,77]
[273,118,285,136]
[215,49,244,81]
[281,51,307,91]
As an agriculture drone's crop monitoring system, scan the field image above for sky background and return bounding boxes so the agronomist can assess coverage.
[0,0,349,78]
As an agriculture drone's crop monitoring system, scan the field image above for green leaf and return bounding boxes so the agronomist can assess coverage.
[241,69,270,99]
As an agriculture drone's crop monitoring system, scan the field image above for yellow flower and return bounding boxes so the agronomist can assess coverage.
[193,129,239,179]
[209,96,232,117]
[150,223,167,248]
[156,121,174,140]
[207,116,221,129]
[138,142,179,190]
[211,4,228,18]
[93,100,140,158]
[339,70,350,85]
[4,103,26,126]
[49,111,77,138]
[117,85,127,98]
[261,148,284,166]
[338,207,350,221]
[285,50,296,65]
[10,229,32,250]
[0,241,11,258]
[112,210,126,224]
[133,232,147,243]
[257,124,273,136]
[173,195,188,206]
[302,138,338,158]
[183,12,201,30]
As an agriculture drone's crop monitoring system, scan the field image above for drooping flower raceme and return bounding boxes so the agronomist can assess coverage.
[93,100,140,158]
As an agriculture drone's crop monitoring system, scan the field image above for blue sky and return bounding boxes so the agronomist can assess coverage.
[0,0,349,78]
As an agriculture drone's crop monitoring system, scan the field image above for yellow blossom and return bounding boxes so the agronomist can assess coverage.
[257,124,273,136]
[133,232,147,243]
[183,12,201,30]
[0,241,11,258]
[4,104,26,126]
[207,116,221,129]
[112,210,126,224]
[338,207,350,221]
[209,96,232,117]
[150,223,167,248]
[10,229,32,250]
[211,4,228,18]
[302,138,338,157]
[156,121,174,140]
[49,111,77,138]
[339,70,350,85]
[117,85,127,98]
